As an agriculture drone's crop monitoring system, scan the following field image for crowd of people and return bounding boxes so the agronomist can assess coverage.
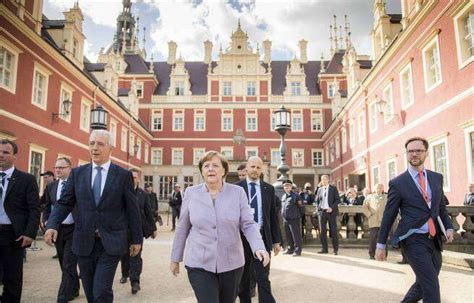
[0,135,471,302]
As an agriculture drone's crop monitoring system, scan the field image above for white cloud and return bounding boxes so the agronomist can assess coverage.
[84,39,98,62]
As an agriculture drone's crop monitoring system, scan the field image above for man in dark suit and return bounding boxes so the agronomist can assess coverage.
[376,137,454,303]
[145,184,159,221]
[237,156,281,303]
[281,180,303,256]
[169,184,182,231]
[45,130,143,303]
[42,157,80,302]
[0,139,40,302]
[120,168,157,294]
[315,174,340,255]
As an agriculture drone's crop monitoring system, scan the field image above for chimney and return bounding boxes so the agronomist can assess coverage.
[299,39,308,64]
[262,39,272,64]
[204,40,213,64]
[167,41,177,64]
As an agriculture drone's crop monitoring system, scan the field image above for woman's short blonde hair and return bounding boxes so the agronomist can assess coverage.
[198,151,229,177]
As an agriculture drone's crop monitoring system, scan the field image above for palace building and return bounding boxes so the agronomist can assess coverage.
[1,0,472,203]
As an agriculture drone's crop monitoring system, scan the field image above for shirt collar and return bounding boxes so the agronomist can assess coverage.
[0,166,15,178]
[408,165,426,179]
[92,160,111,172]
[246,177,260,186]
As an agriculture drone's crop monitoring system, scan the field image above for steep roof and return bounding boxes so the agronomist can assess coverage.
[322,50,345,74]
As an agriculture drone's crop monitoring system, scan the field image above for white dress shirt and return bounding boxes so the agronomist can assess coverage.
[0,166,14,224]
[246,178,263,227]
[91,160,111,197]
[320,186,330,210]
[56,179,74,225]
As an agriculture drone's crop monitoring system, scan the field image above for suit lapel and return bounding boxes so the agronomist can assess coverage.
[5,169,19,200]
[426,170,438,207]
[98,163,116,207]
[240,180,249,197]
[84,164,95,208]
[51,181,59,204]
[404,170,429,210]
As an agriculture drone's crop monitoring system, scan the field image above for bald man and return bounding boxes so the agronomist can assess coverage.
[236,156,281,303]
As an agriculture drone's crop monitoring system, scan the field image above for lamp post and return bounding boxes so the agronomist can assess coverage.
[90,105,109,130]
[272,106,291,197]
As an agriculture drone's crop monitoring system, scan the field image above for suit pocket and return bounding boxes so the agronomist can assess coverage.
[186,240,205,264]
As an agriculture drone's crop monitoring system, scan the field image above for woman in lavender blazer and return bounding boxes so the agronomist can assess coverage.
[170,151,269,303]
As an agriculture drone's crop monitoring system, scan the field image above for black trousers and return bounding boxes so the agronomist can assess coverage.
[238,237,275,303]
[187,266,244,303]
[284,218,302,254]
[320,211,338,252]
[55,224,80,302]
[120,248,143,284]
[77,238,121,303]
[401,233,442,303]
[171,206,180,228]
[0,227,23,303]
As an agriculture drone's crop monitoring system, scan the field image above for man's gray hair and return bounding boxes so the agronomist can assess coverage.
[90,129,114,146]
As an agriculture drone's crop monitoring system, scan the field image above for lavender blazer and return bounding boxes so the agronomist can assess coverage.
[171,182,266,273]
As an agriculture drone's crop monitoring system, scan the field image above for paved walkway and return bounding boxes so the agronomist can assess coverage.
[14,226,474,302]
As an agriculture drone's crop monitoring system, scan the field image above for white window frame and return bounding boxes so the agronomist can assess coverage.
[28,144,46,192]
[135,82,144,98]
[371,165,380,188]
[129,133,136,156]
[245,147,258,159]
[382,83,394,124]
[422,35,443,93]
[328,83,335,98]
[0,38,22,94]
[221,109,233,132]
[173,109,184,131]
[311,110,323,132]
[58,83,73,123]
[31,62,51,110]
[292,149,305,167]
[220,147,233,161]
[357,112,365,143]
[144,144,149,164]
[369,101,378,133]
[79,98,92,132]
[109,119,117,147]
[247,81,256,96]
[172,148,184,166]
[464,124,474,183]
[386,158,397,182]
[194,109,206,132]
[335,135,340,159]
[151,148,163,165]
[291,81,301,96]
[325,146,329,166]
[341,127,347,154]
[135,138,142,160]
[271,148,280,166]
[223,81,232,96]
[292,110,303,132]
[193,148,205,165]
[151,110,163,131]
[246,110,258,132]
[453,4,474,69]
[270,111,277,131]
[399,62,415,109]
[429,136,451,192]
[349,119,355,147]
[121,128,127,152]
[311,149,323,167]
[175,81,184,96]
[344,177,349,191]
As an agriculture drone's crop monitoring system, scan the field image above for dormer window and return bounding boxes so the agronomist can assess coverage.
[72,38,78,58]
[175,81,184,95]
[328,83,335,98]
[291,82,301,96]
[135,82,144,98]
[115,61,121,72]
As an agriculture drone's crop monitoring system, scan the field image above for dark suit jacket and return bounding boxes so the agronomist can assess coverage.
[281,191,302,220]
[136,187,156,238]
[299,191,315,205]
[378,170,453,250]
[315,185,340,215]
[147,191,159,213]
[236,180,281,252]
[46,163,143,256]
[42,180,77,224]
[3,168,40,240]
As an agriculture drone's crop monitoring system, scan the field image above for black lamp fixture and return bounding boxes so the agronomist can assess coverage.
[132,143,139,156]
[90,104,109,130]
[51,99,72,122]
[273,105,291,183]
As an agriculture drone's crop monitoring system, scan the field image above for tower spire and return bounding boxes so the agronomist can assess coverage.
[320,52,326,72]
[329,25,334,55]
[344,15,350,49]
[333,15,339,51]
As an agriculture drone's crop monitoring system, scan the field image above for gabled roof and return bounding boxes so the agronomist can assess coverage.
[321,50,345,74]
[85,63,106,72]
[124,55,149,74]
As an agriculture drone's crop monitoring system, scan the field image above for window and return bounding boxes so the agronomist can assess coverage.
[311,110,323,131]
[31,64,50,110]
[382,83,394,123]
[144,144,149,164]
[292,110,303,132]
[184,176,194,190]
[335,136,340,159]
[223,81,232,96]
[271,113,276,131]
[387,159,397,181]
[173,110,184,131]
[151,110,163,131]
[291,82,301,96]
[121,128,127,152]
[329,141,335,163]
[193,148,205,165]
[312,149,323,166]
[221,147,233,160]
[400,63,415,109]
[175,81,184,96]
[172,148,184,165]
[109,119,117,147]
[159,176,177,200]
[247,81,256,96]
[344,177,349,191]
[369,101,378,133]
[194,110,206,131]
[129,133,135,156]
[430,137,450,191]
[422,35,442,91]
[151,148,162,165]
[80,99,91,132]
[292,149,304,167]
[454,5,474,67]
[136,138,142,160]
[135,82,144,98]
[341,128,347,154]
[464,125,474,183]
[328,83,335,98]
[144,175,153,188]
[357,113,365,143]
[245,147,258,159]
[0,42,20,93]
[222,110,233,131]
[59,85,73,122]
[325,146,329,166]
[349,119,355,147]
[115,61,121,72]
[246,110,257,131]
[29,146,45,189]
[337,180,341,191]
[372,166,380,188]
[271,149,280,166]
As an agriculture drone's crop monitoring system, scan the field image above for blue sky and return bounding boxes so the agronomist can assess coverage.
[43,0,401,62]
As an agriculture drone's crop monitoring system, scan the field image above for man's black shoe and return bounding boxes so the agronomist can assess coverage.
[52,254,58,259]
[292,252,302,257]
[120,276,128,284]
[397,260,408,264]
[131,283,140,294]
[283,250,294,255]
[317,250,328,254]
[250,287,256,298]
[333,251,338,255]
[370,256,375,260]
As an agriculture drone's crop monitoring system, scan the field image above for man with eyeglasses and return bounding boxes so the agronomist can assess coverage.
[42,157,79,302]
[375,137,454,303]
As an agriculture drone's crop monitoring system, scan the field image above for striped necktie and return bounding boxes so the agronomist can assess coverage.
[418,171,436,237]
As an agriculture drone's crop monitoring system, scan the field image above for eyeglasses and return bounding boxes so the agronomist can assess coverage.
[54,166,70,170]
[406,149,426,155]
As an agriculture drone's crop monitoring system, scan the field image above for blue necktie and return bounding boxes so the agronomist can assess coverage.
[92,167,102,206]
[250,182,258,224]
